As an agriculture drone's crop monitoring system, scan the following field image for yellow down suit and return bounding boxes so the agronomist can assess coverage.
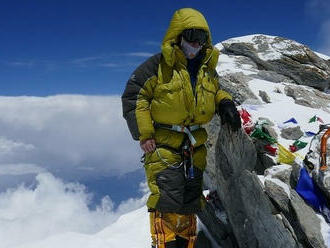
[121,8,232,246]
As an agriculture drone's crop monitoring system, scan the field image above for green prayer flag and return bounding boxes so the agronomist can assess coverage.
[293,140,308,149]
[250,128,277,144]
[309,115,317,123]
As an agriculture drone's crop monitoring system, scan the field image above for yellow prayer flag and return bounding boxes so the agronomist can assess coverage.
[277,143,296,165]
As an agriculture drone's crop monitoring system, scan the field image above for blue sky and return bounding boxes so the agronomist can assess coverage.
[1,0,329,96]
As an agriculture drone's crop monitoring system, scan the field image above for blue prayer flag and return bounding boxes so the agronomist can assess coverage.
[283,117,298,124]
[305,131,316,137]
[296,167,326,211]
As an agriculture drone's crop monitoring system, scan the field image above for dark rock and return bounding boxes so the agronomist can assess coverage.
[259,90,271,103]
[313,169,330,204]
[253,138,277,175]
[281,126,304,140]
[265,165,292,186]
[197,200,237,247]
[262,124,278,139]
[255,153,276,175]
[251,70,292,83]
[219,73,258,105]
[284,85,330,111]
[265,179,326,248]
[290,162,303,189]
[195,230,213,248]
[274,87,283,93]
[214,125,299,247]
[258,117,275,126]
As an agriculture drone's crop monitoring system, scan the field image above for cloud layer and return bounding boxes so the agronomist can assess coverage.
[0,172,147,248]
[0,95,140,180]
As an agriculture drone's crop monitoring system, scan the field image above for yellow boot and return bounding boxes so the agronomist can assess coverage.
[149,211,196,248]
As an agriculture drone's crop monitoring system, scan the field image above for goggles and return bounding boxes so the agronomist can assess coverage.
[181,28,208,45]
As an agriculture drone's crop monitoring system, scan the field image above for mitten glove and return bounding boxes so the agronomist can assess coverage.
[217,99,241,131]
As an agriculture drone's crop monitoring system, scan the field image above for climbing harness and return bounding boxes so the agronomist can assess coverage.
[154,123,200,145]
[154,123,200,179]
[182,138,195,179]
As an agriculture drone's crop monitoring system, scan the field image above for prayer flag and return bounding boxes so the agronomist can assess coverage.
[283,117,298,124]
[309,115,317,123]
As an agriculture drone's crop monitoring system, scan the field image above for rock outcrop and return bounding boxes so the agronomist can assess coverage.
[216,35,330,109]
[213,125,299,247]
[198,34,330,248]
[265,169,326,248]
[201,120,328,247]
[220,35,330,92]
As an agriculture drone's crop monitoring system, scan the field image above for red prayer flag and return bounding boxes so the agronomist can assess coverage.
[239,108,251,125]
[264,144,277,156]
[317,117,324,123]
[289,145,298,153]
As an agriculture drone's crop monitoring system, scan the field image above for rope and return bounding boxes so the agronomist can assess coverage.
[155,148,182,169]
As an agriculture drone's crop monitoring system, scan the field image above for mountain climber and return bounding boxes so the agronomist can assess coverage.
[122,8,241,248]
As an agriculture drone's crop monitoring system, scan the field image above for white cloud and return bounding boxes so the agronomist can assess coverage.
[0,95,148,247]
[306,0,330,17]
[0,172,147,248]
[99,63,120,68]
[0,136,35,157]
[115,181,148,215]
[70,56,103,67]
[0,95,140,180]
[125,52,154,57]
[0,163,45,175]
[144,41,160,46]
[5,61,35,67]
[306,0,330,56]
[318,20,330,56]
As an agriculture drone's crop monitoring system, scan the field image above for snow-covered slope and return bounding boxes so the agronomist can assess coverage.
[14,207,150,248]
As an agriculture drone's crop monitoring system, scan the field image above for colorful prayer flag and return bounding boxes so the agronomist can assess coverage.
[289,145,298,152]
[309,115,317,123]
[264,144,277,156]
[317,117,324,123]
[277,143,296,164]
[250,128,277,144]
[283,117,298,124]
[293,140,308,149]
[305,131,316,137]
[239,108,251,125]
[296,167,326,212]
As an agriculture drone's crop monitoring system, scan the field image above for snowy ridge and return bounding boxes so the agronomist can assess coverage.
[218,34,307,61]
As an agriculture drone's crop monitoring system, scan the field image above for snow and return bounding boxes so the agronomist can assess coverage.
[264,164,292,177]
[315,51,330,60]
[216,53,258,76]
[257,175,266,187]
[219,34,307,61]
[317,214,330,247]
[97,207,150,247]
[14,207,150,248]
[242,78,328,159]
[221,34,272,44]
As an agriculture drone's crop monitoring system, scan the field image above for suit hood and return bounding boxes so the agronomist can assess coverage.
[161,8,214,67]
